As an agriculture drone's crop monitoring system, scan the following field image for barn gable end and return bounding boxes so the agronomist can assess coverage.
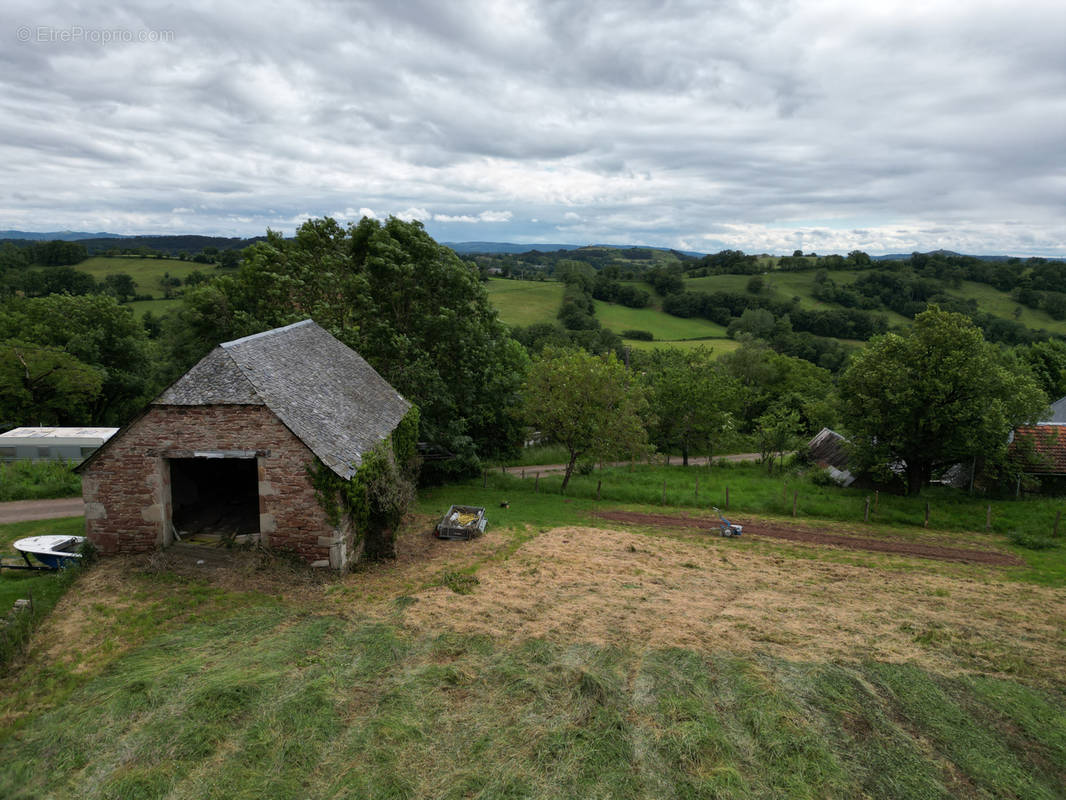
[80,320,410,569]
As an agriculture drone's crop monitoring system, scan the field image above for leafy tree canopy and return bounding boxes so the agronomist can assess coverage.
[0,294,152,425]
[0,340,104,428]
[839,307,1047,494]
[523,346,651,490]
[166,216,528,479]
[638,346,742,465]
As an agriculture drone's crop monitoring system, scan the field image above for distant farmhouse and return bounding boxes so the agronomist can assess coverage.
[0,427,118,463]
[78,320,410,569]
[807,427,855,486]
[1009,396,1066,483]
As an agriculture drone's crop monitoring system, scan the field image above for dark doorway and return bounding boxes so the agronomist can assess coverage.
[169,458,259,535]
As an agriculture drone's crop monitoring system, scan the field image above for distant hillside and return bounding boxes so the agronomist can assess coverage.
[872,250,1066,263]
[0,229,130,241]
[73,235,266,256]
[446,241,707,257]
[445,241,583,254]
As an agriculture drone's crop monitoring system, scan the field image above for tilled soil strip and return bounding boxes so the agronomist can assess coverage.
[593,510,1024,566]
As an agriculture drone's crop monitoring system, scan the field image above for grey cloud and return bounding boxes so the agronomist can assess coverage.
[0,0,1062,254]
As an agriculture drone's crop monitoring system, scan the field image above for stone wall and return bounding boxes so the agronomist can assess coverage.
[81,405,352,568]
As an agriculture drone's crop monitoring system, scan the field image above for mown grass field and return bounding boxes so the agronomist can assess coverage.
[2,466,1066,798]
[624,337,743,354]
[593,299,728,340]
[484,279,566,327]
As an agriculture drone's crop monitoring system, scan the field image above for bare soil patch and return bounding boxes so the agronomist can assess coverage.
[594,510,1024,566]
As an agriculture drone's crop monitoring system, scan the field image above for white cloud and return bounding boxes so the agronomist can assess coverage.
[394,207,431,222]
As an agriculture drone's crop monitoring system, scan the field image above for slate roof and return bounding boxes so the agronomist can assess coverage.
[1010,425,1066,475]
[1039,396,1066,424]
[807,427,850,470]
[155,320,410,478]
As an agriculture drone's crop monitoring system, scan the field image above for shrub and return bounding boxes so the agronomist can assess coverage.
[1006,530,1059,551]
[0,460,81,502]
[621,329,654,341]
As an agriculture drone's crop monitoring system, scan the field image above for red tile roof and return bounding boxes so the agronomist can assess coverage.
[1010,426,1066,474]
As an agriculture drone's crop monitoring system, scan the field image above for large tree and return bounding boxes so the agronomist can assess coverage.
[640,346,742,465]
[839,307,1047,494]
[0,341,103,427]
[0,294,152,425]
[523,346,651,491]
[165,216,528,478]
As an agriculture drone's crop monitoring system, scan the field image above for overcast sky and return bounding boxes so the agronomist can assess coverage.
[2,0,1064,255]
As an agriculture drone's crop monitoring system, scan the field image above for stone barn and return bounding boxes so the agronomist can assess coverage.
[78,319,410,568]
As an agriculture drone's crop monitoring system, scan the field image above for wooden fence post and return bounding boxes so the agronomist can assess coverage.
[596,479,601,501]
[864,496,870,523]
[924,501,930,528]
[792,490,798,517]
[521,468,525,479]
[985,504,992,532]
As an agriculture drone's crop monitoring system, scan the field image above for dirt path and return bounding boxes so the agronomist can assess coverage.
[0,497,84,524]
[510,452,763,476]
[593,510,1024,566]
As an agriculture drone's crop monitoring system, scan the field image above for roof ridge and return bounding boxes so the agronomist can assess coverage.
[221,319,314,349]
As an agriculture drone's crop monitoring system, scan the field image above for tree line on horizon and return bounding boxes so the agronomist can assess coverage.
[0,216,1062,496]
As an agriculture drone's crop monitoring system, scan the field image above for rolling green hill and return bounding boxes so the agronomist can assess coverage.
[77,255,227,299]
[484,279,566,327]
[592,299,727,340]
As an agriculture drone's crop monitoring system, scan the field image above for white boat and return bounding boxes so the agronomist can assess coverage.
[12,535,85,569]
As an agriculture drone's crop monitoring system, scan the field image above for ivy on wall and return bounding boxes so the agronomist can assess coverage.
[308,405,420,563]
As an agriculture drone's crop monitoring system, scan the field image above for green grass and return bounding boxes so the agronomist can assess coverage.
[464,461,1066,584]
[77,256,234,299]
[0,517,87,667]
[0,460,81,502]
[2,604,1064,799]
[943,280,1066,336]
[1,468,1065,796]
[593,299,728,341]
[624,337,743,354]
[485,278,566,327]
[125,297,181,317]
[684,271,914,326]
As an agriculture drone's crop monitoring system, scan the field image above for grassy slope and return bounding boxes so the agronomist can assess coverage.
[593,299,727,340]
[685,271,913,327]
[77,256,219,299]
[2,470,1066,798]
[943,280,1066,336]
[625,337,742,354]
[485,279,566,327]
[0,518,85,646]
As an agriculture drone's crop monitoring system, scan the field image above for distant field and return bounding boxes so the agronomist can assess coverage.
[77,256,228,299]
[485,278,565,327]
[944,280,1066,336]
[624,337,741,354]
[594,300,728,340]
[125,298,181,317]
